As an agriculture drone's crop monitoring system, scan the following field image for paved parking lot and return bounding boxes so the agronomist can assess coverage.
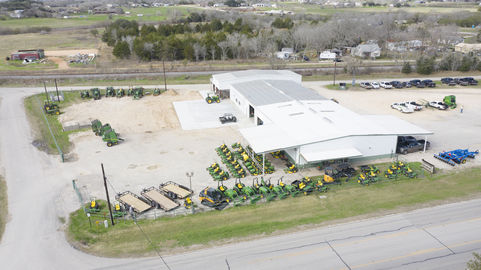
[173,99,241,130]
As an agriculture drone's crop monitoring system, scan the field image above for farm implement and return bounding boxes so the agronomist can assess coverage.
[358,165,380,185]
[91,119,123,147]
[434,149,479,166]
[199,187,229,210]
[91,88,101,100]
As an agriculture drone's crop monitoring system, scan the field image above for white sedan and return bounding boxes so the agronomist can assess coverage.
[380,81,393,89]
[391,102,414,113]
[371,82,380,89]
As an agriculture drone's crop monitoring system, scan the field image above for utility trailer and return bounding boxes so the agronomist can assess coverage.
[116,191,152,213]
[159,181,193,199]
[141,186,180,211]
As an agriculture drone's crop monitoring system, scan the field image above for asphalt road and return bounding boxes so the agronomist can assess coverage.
[0,85,480,270]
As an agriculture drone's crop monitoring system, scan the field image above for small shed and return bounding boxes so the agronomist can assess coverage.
[10,49,45,61]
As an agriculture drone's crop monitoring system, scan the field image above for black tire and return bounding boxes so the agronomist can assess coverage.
[402,149,408,155]
[107,142,113,147]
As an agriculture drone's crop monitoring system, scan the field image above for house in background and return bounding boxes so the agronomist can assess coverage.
[455,43,481,54]
[351,42,381,59]
[276,48,294,60]
[319,50,337,60]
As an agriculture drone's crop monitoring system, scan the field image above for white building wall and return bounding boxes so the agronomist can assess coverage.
[229,88,250,116]
[296,135,397,165]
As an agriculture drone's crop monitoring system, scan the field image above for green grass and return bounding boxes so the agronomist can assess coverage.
[0,175,7,242]
[67,166,481,257]
[0,7,196,29]
[24,91,89,155]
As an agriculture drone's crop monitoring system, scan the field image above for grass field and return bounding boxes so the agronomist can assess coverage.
[0,175,7,242]
[0,29,100,71]
[278,2,477,15]
[67,165,481,257]
[0,6,196,29]
[24,91,89,155]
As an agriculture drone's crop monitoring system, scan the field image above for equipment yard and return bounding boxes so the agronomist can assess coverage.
[1,75,481,269]
[53,79,481,221]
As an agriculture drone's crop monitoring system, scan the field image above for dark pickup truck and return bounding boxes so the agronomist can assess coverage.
[397,136,431,154]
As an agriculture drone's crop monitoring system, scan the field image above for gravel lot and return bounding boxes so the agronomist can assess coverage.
[60,83,481,213]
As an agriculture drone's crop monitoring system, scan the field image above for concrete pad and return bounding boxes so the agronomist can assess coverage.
[173,99,241,130]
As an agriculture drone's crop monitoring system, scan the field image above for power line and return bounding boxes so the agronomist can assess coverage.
[133,217,172,270]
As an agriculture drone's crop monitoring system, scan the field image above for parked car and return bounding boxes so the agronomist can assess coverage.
[422,79,436,88]
[302,55,310,61]
[402,81,412,88]
[360,82,372,89]
[441,77,454,84]
[454,78,469,86]
[416,82,425,88]
[405,101,423,111]
[402,102,422,111]
[409,79,421,87]
[380,81,393,89]
[428,101,448,110]
[462,77,478,85]
[371,82,380,89]
[391,102,414,113]
[397,136,430,154]
[390,81,403,88]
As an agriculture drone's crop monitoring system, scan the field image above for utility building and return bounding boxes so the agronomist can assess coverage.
[211,70,432,165]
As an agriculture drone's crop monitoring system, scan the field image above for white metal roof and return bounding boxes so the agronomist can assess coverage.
[301,148,363,163]
[240,100,433,154]
[231,79,326,106]
[211,70,301,90]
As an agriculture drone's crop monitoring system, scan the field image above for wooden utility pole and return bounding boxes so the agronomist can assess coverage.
[54,79,60,102]
[101,163,115,226]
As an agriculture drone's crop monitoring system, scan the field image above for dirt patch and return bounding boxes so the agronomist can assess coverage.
[45,49,99,57]
[49,57,69,70]
[59,90,201,134]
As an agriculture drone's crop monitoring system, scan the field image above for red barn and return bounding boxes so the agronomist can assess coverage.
[10,49,45,61]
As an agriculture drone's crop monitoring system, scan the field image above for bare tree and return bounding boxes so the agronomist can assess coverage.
[200,45,207,61]
[193,43,202,61]
[218,41,229,60]
[211,46,216,61]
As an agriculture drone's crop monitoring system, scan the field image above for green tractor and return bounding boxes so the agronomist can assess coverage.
[291,177,315,195]
[116,88,125,98]
[153,88,161,96]
[127,88,133,96]
[205,94,220,104]
[133,87,144,100]
[80,90,90,99]
[43,101,60,115]
[252,178,274,201]
[102,128,123,147]
[106,87,115,97]
[233,179,259,204]
[91,88,101,100]
[443,95,456,109]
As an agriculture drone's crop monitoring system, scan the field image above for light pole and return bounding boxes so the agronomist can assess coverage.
[186,172,194,214]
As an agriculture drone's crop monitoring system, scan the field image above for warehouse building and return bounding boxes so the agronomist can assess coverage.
[211,70,432,165]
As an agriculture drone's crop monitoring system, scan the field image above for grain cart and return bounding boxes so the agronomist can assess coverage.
[91,88,101,100]
[443,95,456,109]
[116,88,125,98]
[106,87,115,97]
[80,90,90,99]
[102,129,123,147]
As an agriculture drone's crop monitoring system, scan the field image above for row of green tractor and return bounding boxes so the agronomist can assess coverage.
[86,199,126,217]
[357,162,416,185]
[81,87,165,100]
[216,144,247,178]
[91,119,123,147]
[206,162,230,181]
[199,176,328,210]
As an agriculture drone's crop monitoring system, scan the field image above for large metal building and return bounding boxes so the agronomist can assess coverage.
[211,70,432,165]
